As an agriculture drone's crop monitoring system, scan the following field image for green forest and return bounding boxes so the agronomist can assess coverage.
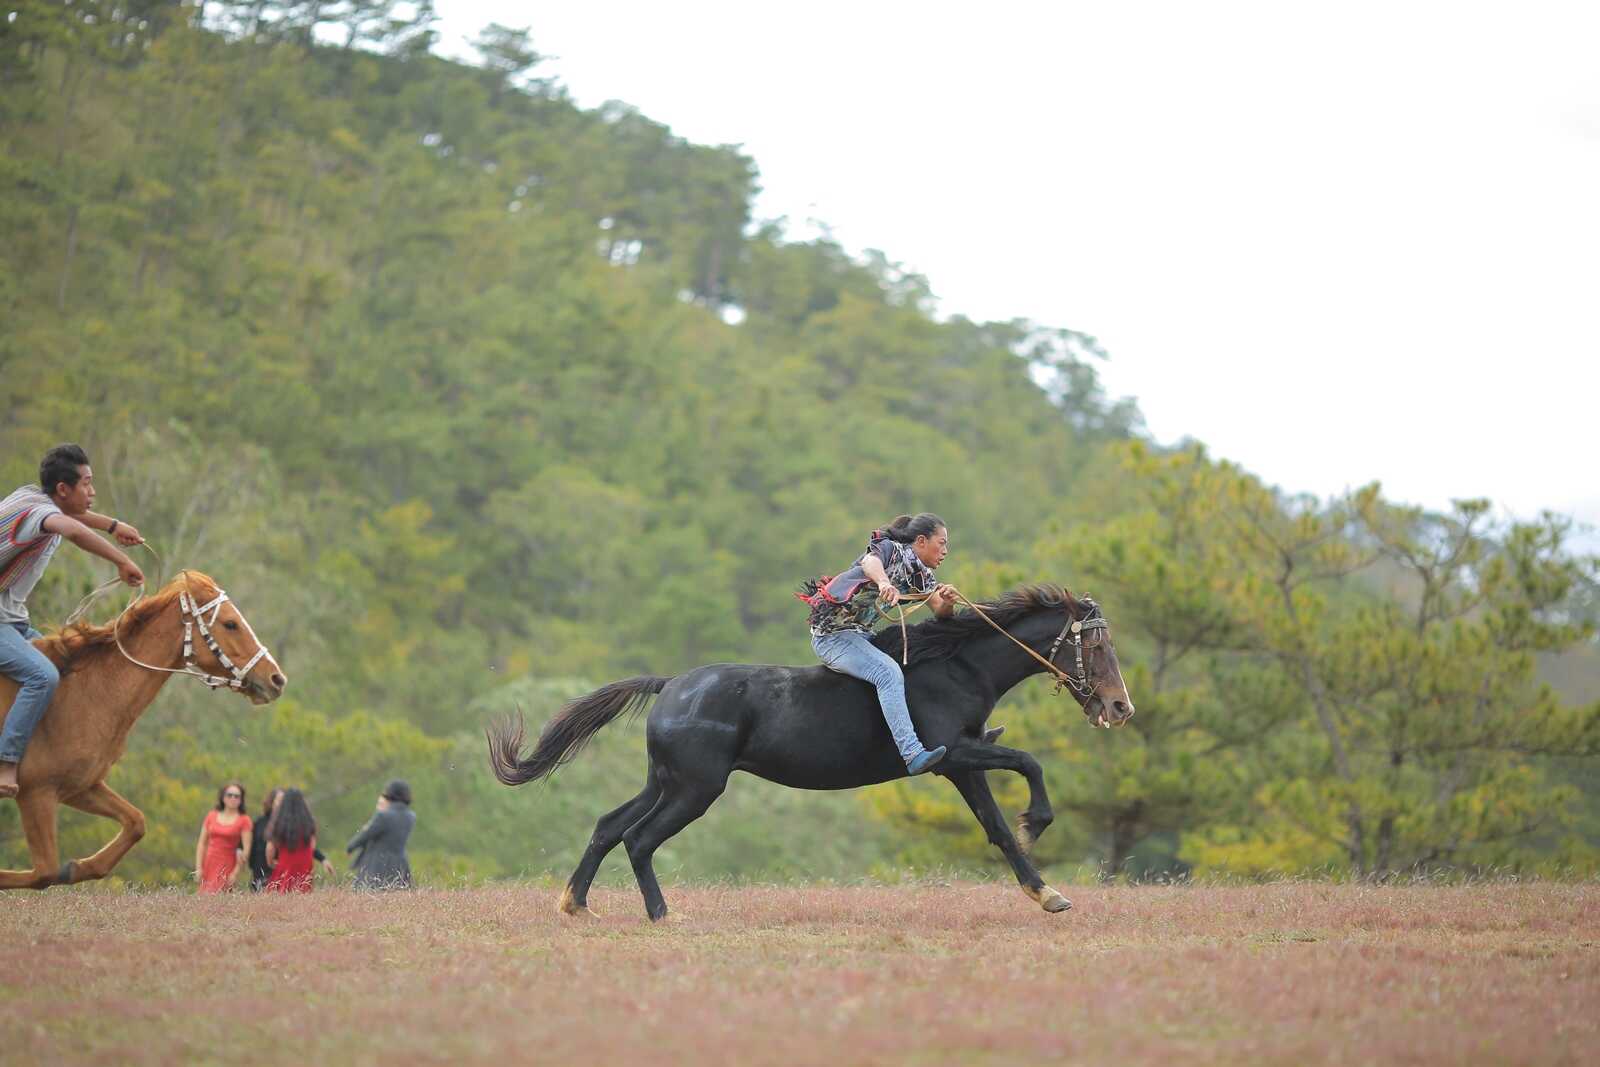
[3,2,1598,888]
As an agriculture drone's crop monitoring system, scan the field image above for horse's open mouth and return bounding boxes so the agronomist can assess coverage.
[1086,695,1136,728]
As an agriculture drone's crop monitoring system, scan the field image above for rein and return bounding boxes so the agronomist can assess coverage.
[884,586,1108,698]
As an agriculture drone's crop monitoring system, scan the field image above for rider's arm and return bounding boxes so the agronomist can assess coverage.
[860,554,898,602]
[78,512,142,544]
[40,513,144,585]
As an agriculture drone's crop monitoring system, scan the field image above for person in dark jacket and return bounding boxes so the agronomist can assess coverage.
[347,779,415,890]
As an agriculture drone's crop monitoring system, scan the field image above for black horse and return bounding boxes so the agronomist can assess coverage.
[486,584,1134,920]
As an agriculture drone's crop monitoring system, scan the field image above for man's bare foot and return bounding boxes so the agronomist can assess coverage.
[0,761,19,799]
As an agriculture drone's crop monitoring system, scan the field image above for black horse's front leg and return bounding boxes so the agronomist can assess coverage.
[945,771,1071,914]
[939,742,1055,853]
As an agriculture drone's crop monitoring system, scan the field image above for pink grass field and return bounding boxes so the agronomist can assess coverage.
[1,881,1595,1065]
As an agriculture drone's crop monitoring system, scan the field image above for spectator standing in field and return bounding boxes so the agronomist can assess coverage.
[264,788,323,893]
[249,786,336,890]
[246,787,282,891]
[348,779,416,890]
[194,782,252,893]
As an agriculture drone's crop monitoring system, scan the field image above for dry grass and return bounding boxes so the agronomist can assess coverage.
[1,881,1595,1065]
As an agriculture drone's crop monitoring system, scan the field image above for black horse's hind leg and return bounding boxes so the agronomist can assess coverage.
[940,742,1055,853]
[948,770,1071,914]
[560,771,663,917]
[623,780,726,922]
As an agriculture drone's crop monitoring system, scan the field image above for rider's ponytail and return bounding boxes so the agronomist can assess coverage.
[875,513,946,544]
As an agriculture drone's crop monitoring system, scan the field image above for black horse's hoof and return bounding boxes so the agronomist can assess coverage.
[983,725,1005,744]
[557,885,598,917]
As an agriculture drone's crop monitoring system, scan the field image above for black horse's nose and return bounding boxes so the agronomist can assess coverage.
[1113,699,1134,721]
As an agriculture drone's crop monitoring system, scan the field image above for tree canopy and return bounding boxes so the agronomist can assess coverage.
[2,4,1595,884]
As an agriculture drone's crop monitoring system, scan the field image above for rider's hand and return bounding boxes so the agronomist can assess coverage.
[935,583,958,602]
[877,582,899,605]
[112,522,142,546]
[118,560,145,587]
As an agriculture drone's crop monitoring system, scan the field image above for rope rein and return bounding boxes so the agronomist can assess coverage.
[881,585,1102,696]
[63,540,164,627]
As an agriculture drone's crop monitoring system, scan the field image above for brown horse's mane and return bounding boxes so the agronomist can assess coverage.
[868,583,1081,666]
[33,572,219,672]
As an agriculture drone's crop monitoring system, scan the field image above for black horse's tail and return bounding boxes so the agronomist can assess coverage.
[485,676,673,786]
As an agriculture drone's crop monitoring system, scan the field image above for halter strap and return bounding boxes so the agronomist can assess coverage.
[179,589,270,690]
[1044,610,1109,698]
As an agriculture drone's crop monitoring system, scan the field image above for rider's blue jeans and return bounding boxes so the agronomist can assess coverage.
[813,629,928,765]
[0,622,57,765]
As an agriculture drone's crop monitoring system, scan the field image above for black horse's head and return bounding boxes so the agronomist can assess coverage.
[875,584,1135,727]
[1062,593,1135,728]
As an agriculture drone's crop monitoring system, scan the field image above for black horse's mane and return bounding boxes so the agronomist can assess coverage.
[868,583,1078,667]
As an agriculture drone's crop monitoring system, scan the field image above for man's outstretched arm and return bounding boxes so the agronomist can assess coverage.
[41,513,144,585]
[76,511,143,546]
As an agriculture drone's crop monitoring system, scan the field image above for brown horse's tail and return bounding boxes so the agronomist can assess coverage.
[485,676,673,786]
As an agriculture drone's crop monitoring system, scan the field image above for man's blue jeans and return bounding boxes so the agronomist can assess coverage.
[0,621,58,765]
[813,629,928,764]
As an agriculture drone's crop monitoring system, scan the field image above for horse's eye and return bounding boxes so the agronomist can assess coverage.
[224,621,239,631]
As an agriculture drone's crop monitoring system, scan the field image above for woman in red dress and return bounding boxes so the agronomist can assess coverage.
[264,788,319,893]
[194,782,253,893]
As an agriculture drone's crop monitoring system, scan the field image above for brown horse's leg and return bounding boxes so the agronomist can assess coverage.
[0,789,63,890]
[59,781,146,884]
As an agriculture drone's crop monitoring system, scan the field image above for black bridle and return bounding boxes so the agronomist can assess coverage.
[1045,596,1109,698]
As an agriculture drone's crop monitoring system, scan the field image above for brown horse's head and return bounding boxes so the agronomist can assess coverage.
[177,572,288,705]
[1067,594,1135,728]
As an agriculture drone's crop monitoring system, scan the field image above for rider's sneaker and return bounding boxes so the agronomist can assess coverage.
[906,746,947,776]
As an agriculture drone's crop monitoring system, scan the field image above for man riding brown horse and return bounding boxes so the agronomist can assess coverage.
[0,444,147,800]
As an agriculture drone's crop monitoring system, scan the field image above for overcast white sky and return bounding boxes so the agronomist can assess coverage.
[434,2,1599,543]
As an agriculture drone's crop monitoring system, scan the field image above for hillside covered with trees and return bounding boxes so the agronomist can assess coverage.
[3,2,1596,886]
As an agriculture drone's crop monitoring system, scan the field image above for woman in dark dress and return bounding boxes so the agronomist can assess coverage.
[347,779,416,890]
[248,786,335,890]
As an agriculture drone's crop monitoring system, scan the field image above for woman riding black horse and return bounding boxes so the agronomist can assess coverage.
[488,571,1136,921]
[798,513,959,776]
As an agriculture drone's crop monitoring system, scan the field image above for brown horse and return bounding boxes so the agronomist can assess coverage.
[0,571,286,889]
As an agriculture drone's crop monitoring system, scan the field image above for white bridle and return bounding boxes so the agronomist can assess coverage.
[115,582,277,692]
